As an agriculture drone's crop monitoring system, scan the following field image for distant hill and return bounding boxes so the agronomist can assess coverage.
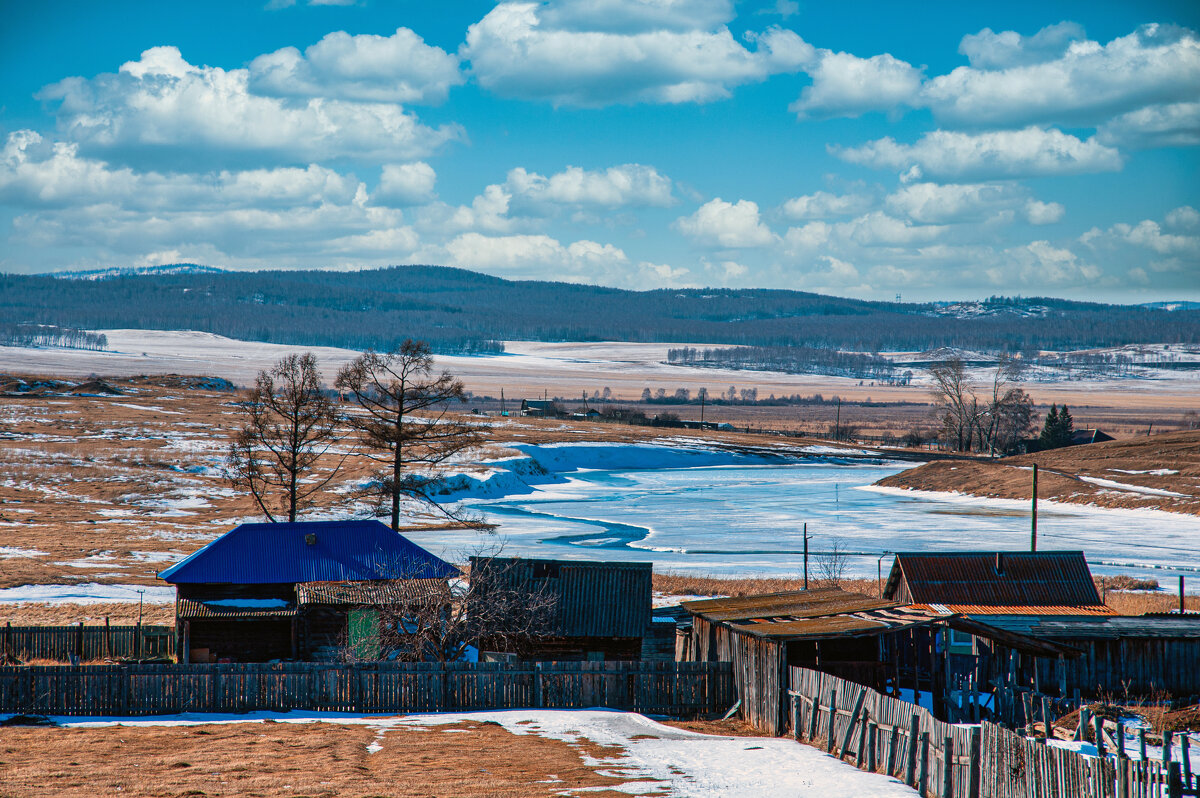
[54,264,227,281]
[2,264,1197,354]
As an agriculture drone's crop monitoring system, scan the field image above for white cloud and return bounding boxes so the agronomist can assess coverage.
[675,198,776,248]
[462,2,810,106]
[39,46,461,168]
[538,0,735,33]
[1096,102,1200,149]
[1116,220,1200,256]
[248,28,463,104]
[1024,199,1065,225]
[780,190,873,220]
[993,240,1100,285]
[505,163,673,208]
[789,50,922,119]
[373,162,437,207]
[923,24,1200,127]
[1166,206,1200,230]
[838,211,946,246]
[444,231,628,279]
[958,21,1087,69]
[833,127,1123,180]
[884,182,1024,224]
[0,130,362,210]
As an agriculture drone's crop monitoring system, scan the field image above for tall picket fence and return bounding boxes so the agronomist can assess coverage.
[0,660,735,717]
[786,666,1188,798]
[2,624,174,662]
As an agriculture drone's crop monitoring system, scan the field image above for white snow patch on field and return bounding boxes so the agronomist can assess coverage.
[0,583,175,604]
[0,546,47,559]
[26,708,917,797]
[1077,476,1192,498]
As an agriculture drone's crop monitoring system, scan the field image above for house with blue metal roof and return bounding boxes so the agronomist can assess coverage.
[158,519,458,663]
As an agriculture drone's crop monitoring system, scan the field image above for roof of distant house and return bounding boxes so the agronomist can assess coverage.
[883,551,1103,609]
[159,519,459,585]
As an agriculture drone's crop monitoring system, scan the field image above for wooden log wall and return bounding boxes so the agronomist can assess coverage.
[0,660,735,717]
[787,665,1185,798]
[2,624,175,662]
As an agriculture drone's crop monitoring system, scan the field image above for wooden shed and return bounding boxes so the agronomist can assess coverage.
[468,556,651,661]
[681,588,1072,735]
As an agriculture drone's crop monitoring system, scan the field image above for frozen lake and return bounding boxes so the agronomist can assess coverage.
[403,445,1200,586]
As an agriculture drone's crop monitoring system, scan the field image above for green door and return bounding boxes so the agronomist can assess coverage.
[348,608,380,661]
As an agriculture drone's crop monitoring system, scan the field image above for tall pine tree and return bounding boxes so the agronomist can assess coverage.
[1039,404,1060,448]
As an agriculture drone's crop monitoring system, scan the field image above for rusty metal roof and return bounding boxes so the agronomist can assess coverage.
[682,588,898,623]
[912,603,1115,616]
[296,579,450,606]
[884,551,1102,607]
[177,598,296,620]
[730,608,940,640]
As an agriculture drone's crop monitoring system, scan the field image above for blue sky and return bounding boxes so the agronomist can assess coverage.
[2,0,1198,301]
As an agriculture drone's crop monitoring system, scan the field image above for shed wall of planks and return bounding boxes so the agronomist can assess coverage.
[0,660,735,717]
[2,624,175,661]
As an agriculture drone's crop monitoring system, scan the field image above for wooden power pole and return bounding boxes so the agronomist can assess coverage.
[1031,463,1038,552]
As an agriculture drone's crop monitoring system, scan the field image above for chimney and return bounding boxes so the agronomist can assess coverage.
[995,552,1004,575]
[305,533,317,546]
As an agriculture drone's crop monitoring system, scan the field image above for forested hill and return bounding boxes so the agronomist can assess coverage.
[2,265,1197,354]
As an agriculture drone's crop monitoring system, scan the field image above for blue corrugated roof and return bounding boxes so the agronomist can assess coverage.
[158,519,459,584]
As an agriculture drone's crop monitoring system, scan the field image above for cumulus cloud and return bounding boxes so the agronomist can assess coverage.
[993,240,1100,285]
[444,231,628,278]
[538,0,735,33]
[958,21,1087,69]
[248,27,463,104]
[462,2,810,106]
[1166,205,1200,230]
[675,198,776,248]
[39,46,461,168]
[833,127,1123,180]
[780,190,873,220]
[789,50,922,118]
[1024,199,1065,225]
[372,162,437,207]
[884,182,1024,224]
[0,130,362,210]
[1096,102,1200,149]
[923,23,1200,127]
[505,163,673,208]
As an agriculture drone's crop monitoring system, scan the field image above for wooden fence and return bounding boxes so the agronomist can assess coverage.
[786,666,1191,798]
[3,623,175,662]
[0,660,735,717]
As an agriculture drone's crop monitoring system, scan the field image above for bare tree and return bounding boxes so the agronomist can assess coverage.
[339,549,559,663]
[814,538,849,587]
[226,352,345,522]
[928,358,979,452]
[929,356,1032,455]
[334,340,483,530]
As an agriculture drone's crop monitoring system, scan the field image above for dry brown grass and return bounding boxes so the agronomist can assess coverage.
[654,573,881,599]
[877,430,1200,516]
[0,602,175,625]
[1103,591,1199,615]
[0,719,645,798]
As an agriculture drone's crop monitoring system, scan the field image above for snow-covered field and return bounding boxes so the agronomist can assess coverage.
[401,443,1200,586]
[3,330,1197,405]
[27,708,918,797]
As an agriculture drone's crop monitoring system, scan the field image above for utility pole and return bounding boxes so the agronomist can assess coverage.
[1031,463,1038,552]
[700,390,705,427]
[500,388,505,416]
[835,399,841,440]
[803,523,809,590]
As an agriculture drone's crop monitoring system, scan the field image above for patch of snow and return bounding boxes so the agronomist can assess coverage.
[0,546,47,559]
[1110,469,1179,476]
[29,708,918,797]
[1077,476,1191,498]
[0,583,176,604]
[111,403,184,415]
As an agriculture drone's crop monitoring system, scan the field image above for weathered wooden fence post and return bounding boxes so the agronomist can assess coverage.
[839,688,867,759]
[968,726,981,798]
[887,724,900,777]
[826,689,837,753]
[905,713,920,787]
[868,722,878,772]
[808,693,820,741]
[942,735,954,798]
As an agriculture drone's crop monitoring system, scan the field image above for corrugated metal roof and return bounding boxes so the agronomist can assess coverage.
[159,520,460,584]
[729,610,936,640]
[884,551,1102,607]
[967,614,1200,640]
[914,603,1116,616]
[682,588,897,623]
[177,598,296,619]
[296,579,450,606]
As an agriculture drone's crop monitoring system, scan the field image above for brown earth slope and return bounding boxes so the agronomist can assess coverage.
[875,430,1200,515]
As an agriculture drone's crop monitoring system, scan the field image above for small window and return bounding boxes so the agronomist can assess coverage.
[949,629,972,645]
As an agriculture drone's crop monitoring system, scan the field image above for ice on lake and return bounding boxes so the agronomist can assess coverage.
[403,444,1200,585]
